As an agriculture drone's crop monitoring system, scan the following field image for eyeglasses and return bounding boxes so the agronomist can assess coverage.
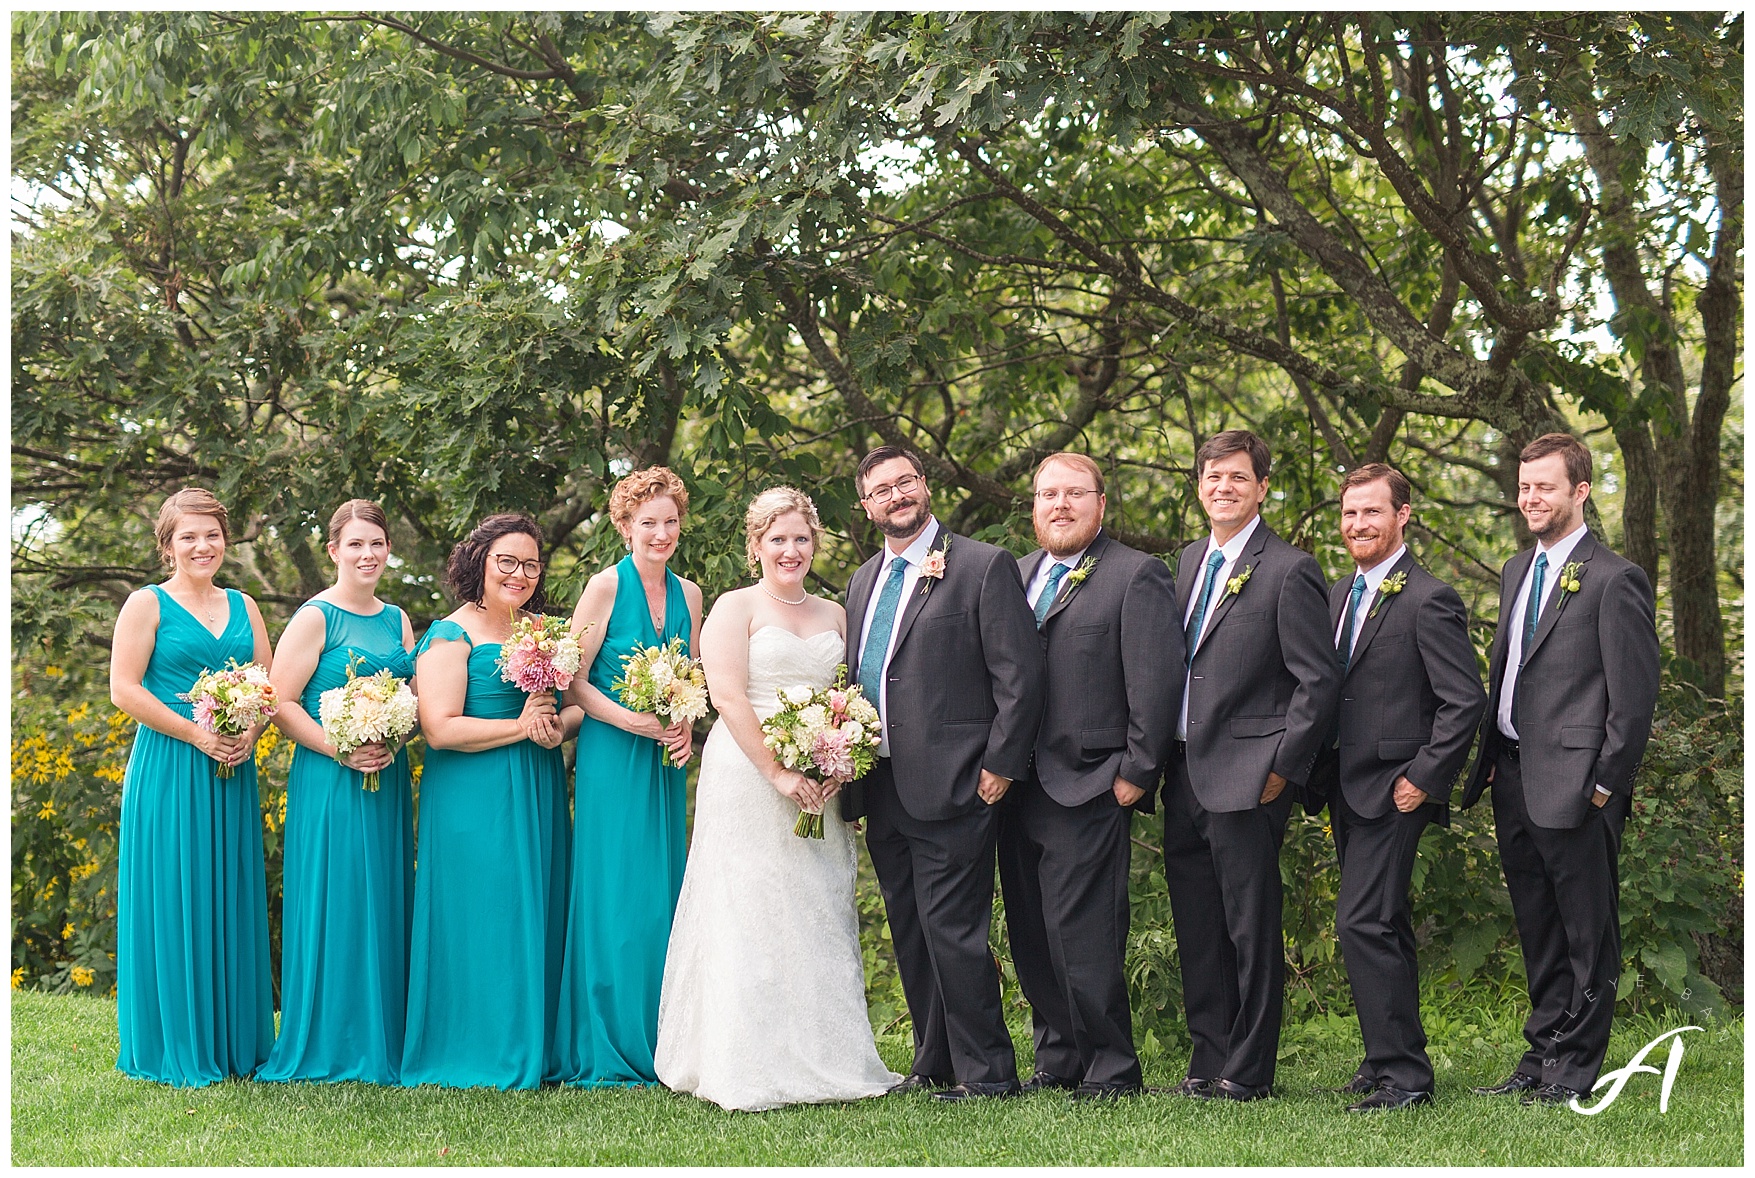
[863,473,923,504]
[1034,488,1099,505]
[490,553,544,579]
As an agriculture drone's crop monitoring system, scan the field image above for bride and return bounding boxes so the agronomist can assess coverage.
[654,487,900,1111]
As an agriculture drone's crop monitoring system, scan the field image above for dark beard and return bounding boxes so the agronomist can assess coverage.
[874,498,929,539]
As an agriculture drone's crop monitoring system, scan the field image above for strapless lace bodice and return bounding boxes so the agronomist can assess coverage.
[745,626,845,719]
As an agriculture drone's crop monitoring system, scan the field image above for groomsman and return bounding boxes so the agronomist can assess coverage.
[1164,430,1339,1101]
[1462,433,1659,1105]
[998,453,1182,1101]
[844,445,1046,1102]
[1316,464,1485,1111]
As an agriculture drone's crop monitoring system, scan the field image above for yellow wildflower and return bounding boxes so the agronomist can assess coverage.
[61,923,74,940]
[43,665,64,677]
[37,800,56,820]
[11,967,24,990]
[71,966,94,987]
[67,702,90,724]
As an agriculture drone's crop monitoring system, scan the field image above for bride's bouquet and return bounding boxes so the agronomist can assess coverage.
[761,669,880,838]
[318,656,419,792]
[496,613,584,693]
[181,659,280,779]
[613,635,709,766]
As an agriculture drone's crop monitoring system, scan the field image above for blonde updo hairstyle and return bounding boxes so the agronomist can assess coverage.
[744,486,824,577]
[608,466,690,538]
[154,487,231,570]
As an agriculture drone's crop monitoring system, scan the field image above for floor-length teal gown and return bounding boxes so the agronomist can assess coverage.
[116,584,274,1087]
[549,555,691,1085]
[257,601,414,1084]
[399,619,571,1089]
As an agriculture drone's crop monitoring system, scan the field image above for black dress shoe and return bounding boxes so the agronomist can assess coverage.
[1073,1081,1145,1102]
[1472,1070,1541,1096]
[887,1073,953,1094]
[933,1080,1022,1102]
[1020,1070,1079,1093]
[1348,1084,1433,1111]
[1521,1082,1584,1106]
[1322,1070,1377,1096]
[1165,1076,1213,1097]
[1206,1078,1272,1102]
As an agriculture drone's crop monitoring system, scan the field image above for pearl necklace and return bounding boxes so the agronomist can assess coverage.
[759,581,808,606]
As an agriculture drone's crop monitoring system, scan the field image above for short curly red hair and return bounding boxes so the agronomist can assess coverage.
[608,466,689,532]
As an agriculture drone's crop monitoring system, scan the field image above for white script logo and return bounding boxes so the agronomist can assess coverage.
[1570,1026,1703,1115]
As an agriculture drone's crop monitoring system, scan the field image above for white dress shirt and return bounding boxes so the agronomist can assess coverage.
[1177,513,1262,739]
[858,517,941,758]
[1334,544,1408,660]
[1026,542,1092,611]
[1497,523,1589,741]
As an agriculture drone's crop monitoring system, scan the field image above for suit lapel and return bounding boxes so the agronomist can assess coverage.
[1345,550,1417,676]
[845,554,880,679]
[1175,542,1201,616]
[1193,521,1269,659]
[1488,548,1534,692]
[1524,533,1594,660]
[1042,530,1109,626]
[887,525,949,656]
[1329,577,1351,634]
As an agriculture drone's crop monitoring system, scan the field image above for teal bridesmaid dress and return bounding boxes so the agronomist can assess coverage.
[399,619,571,1090]
[257,602,414,1084]
[116,584,274,1087]
[549,556,691,1085]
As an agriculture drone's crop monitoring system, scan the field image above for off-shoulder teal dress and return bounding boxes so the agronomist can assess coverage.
[399,619,571,1090]
[257,601,414,1085]
[116,584,274,1087]
[548,556,691,1085]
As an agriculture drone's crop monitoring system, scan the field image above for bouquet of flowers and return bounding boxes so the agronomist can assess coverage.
[496,613,584,694]
[318,656,419,791]
[761,669,881,838]
[181,659,280,779]
[612,636,709,766]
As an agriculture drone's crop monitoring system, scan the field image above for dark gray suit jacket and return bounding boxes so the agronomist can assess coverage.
[1176,519,1341,813]
[1018,531,1183,811]
[845,525,1046,823]
[1326,551,1486,825]
[1461,531,1659,829]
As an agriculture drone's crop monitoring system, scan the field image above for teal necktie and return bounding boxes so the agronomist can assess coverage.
[858,556,910,706]
[1184,549,1227,667]
[1033,561,1070,630]
[1523,552,1548,651]
[1338,574,1367,670]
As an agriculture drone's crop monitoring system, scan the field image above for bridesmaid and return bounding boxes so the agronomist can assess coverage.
[549,466,704,1085]
[257,500,416,1084]
[400,513,581,1089]
[109,487,275,1086]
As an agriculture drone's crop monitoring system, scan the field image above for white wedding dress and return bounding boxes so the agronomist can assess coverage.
[654,625,900,1111]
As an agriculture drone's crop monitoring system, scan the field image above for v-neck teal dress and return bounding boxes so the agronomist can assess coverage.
[399,619,571,1090]
[116,584,274,1087]
[548,556,691,1085]
[257,601,414,1085]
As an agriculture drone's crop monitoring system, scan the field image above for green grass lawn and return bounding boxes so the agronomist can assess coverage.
[11,990,1743,1166]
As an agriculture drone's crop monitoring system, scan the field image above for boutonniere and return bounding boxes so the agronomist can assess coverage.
[1062,555,1099,591]
[917,537,949,594]
[1368,570,1407,618]
[1220,563,1253,603]
[1556,561,1584,602]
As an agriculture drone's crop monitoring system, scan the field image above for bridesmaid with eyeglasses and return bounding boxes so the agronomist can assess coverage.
[399,513,582,1090]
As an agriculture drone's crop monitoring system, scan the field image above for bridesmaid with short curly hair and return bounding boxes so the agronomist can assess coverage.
[549,466,704,1086]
